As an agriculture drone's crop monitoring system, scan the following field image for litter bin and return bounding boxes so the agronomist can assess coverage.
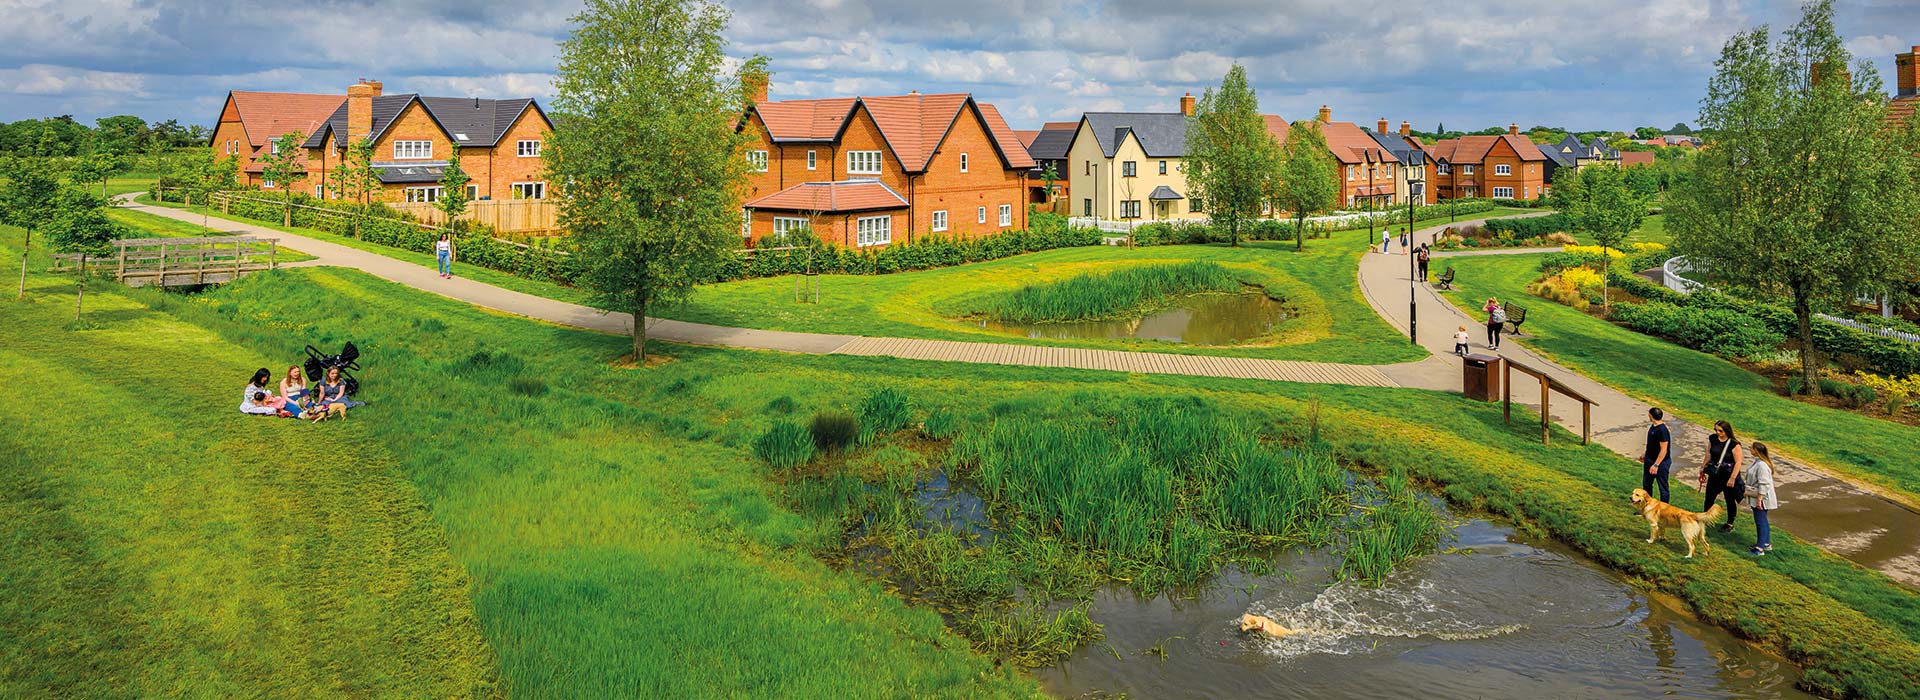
[1462,353,1501,402]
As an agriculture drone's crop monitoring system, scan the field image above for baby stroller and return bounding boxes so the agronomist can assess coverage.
[303,341,362,396]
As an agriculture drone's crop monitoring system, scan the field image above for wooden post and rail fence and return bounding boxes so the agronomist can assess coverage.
[1502,357,1597,446]
[49,236,279,288]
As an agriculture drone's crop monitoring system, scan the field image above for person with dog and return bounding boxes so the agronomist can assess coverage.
[1642,407,1673,503]
[1746,442,1780,555]
[315,366,366,415]
[1697,420,1746,533]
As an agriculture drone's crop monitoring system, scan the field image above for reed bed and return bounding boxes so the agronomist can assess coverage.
[1337,469,1448,586]
[977,261,1246,323]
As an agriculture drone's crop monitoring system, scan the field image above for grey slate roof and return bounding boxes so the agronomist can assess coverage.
[1080,112,1190,158]
[1362,128,1426,166]
[371,161,468,184]
[1147,185,1184,200]
[301,94,545,150]
[1025,123,1077,161]
[1541,138,1578,167]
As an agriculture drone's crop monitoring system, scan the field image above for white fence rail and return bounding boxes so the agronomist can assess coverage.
[1663,256,1917,344]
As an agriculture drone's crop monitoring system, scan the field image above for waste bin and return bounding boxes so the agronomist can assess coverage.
[1462,353,1501,402]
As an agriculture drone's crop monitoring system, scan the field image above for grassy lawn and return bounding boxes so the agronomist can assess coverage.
[1436,252,1920,503]
[107,208,318,262]
[1570,212,1671,247]
[662,210,1527,365]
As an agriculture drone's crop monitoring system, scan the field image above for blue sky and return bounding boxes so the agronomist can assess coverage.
[3,0,1918,132]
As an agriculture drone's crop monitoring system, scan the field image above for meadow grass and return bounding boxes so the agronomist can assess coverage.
[967,261,1245,323]
[1437,252,1920,505]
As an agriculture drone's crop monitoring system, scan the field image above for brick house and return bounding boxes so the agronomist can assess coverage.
[295,80,554,204]
[1885,45,1920,128]
[1425,126,1547,201]
[1311,106,1399,209]
[208,91,344,189]
[1362,119,1431,205]
[737,86,1034,248]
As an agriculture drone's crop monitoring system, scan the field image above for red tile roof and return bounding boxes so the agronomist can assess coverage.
[1014,129,1041,147]
[744,179,909,213]
[1620,151,1657,167]
[228,91,345,147]
[1889,96,1920,127]
[1319,120,1397,164]
[1263,115,1290,145]
[746,93,1033,171]
[1428,134,1544,164]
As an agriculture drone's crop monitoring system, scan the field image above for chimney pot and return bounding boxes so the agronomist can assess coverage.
[744,74,769,104]
[1898,47,1920,97]
[346,79,381,145]
[1317,105,1331,122]
[1399,120,1411,137]
[1508,123,1519,136]
[1377,117,1389,133]
[1179,92,1196,116]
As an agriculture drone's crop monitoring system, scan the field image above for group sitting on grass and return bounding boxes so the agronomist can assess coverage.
[239,365,364,422]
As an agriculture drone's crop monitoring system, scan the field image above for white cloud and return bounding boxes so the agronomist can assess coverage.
[1,64,146,97]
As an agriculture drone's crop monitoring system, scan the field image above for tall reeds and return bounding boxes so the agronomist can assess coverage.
[979,261,1245,323]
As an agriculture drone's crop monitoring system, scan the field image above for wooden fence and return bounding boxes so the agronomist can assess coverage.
[201,191,560,256]
[50,236,279,288]
[387,199,558,235]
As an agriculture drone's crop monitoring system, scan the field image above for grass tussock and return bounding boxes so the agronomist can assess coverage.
[978,261,1246,323]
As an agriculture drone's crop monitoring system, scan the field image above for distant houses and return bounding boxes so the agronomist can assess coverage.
[1312,106,1401,209]
[1537,134,1620,184]
[1362,119,1430,205]
[1425,126,1547,201]
[1021,121,1077,206]
[1061,94,1293,223]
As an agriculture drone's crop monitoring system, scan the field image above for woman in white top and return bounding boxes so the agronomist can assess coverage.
[240,367,277,415]
[435,233,455,279]
[1745,441,1780,555]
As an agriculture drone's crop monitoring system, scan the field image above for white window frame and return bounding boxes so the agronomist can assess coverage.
[262,177,276,189]
[393,140,432,160]
[856,215,891,247]
[931,210,948,232]
[1492,186,1514,198]
[517,140,542,157]
[746,150,768,172]
[741,208,752,237]
[511,182,547,200]
[1437,162,1450,174]
[1347,165,1356,181]
[268,141,280,155]
[806,150,817,171]
[959,153,969,173]
[405,186,443,203]
[998,204,1012,227]
[848,150,882,175]
[1120,200,1141,219]
[1462,165,1475,175]
[1494,163,1512,176]
[773,216,809,237]
[977,206,987,224]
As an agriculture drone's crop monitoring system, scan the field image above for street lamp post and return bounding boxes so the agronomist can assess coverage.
[1408,158,1423,345]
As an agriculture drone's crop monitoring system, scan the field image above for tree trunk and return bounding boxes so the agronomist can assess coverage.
[632,294,648,362]
[1793,287,1819,397]
[16,229,30,300]
[1294,216,1304,252]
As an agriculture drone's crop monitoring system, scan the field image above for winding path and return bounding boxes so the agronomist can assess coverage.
[119,196,1920,584]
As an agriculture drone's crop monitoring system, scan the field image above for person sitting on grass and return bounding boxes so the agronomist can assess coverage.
[240,368,278,415]
[315,366,365,414]
[280,365,308,405]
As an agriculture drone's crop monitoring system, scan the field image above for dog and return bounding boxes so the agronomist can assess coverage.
[1632,488,1723,558]
[1239,613,1299,639]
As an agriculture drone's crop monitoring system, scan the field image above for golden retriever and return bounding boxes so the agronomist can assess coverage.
[1239,613,1299,639]
[1632,488,1723,558]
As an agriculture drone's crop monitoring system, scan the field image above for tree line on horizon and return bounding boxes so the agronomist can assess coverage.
[0,115,208,159]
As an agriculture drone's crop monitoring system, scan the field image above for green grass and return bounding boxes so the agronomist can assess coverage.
[1437,252,1920,504]
[106,208,318,262]
[11,215,1920,698]
[1571,212,1671,246]
[964,261,1245,323]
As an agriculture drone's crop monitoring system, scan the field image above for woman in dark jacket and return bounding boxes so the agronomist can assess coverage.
[1698,419,1746,533]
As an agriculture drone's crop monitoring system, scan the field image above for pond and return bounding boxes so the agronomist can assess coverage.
[976,292,1289,345]
[1034,517,1812,700]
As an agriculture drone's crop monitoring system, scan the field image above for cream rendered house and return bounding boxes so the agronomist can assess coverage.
[1065,105,1205,223]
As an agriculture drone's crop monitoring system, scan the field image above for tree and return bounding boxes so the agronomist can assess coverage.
[1272,121,1340,252]
[0,156,64,298]
[1039,161,1060,206]
[1634,126,1664,139]
[1669,122,1695,135]
[257,132,306,226]
[1669,0,1920,396]
[436,147,473,232]
[44,186,124,320]
[1555,165,1648,309]
[70,152,123,200]
[334,137,384,238]
[1184,64,1280,247]
[546,0,765,361]
[185,151,239,230]
[93,115,149,155]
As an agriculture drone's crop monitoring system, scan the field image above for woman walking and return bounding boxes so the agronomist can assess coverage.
[435,233,456,279]
[1483,298,1505,350]
[1745,442,1780,555]
[1697,420,1746,533]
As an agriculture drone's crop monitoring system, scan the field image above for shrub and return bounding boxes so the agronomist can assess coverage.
[1559,267,1605,292]
[1539,249,1613,273]
[755,420,815,469]
[1527,274,1591,311]
[1610,301,1784,359]
[506,376,548,396]
[808,410,859,452]
[1484,213,1569,240]
[1560,244,1626,260]
[763,395,797,415]
[857,387,912,444]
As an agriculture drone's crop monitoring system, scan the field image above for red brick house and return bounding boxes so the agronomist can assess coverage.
[299,80,554,204]
[736,86,1035,248]
[208,91,344,189]
[1311,106,1399,208]
[1426,126,1547,201]
[1885,45,1920,128]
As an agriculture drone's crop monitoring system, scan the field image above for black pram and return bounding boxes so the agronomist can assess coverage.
[302,341,362,396]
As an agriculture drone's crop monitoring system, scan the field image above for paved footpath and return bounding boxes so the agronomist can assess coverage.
[1359,221,1920,585]
[123,198,1920,584]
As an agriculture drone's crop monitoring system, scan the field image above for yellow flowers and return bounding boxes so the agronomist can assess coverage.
[1559,267,1605,292]
[1559,244,1626,259]
[1852,371,1920,415]
[1630,242,1667,253]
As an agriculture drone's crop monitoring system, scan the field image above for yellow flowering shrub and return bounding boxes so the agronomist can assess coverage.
[1559,266,1605,292]
[1631,242,1667,253]
[1560,245,1626,259]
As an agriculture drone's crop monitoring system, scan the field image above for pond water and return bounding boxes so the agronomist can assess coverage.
[976,292,1288,345]
[1034,517,1813,700]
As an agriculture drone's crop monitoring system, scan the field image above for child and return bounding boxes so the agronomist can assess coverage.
[1453,325,1470,356]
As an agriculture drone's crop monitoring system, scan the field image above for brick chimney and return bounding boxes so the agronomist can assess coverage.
[1897,46,1919,97]
[1179,92,1195,116]
[745,73,769,104]
[1317,105,1331,122]
[1811,61,1850,89]
[347,79,382,144]
[1508,123,1519,136]
[1400,120,1411,137]
[1377,117,1389,133]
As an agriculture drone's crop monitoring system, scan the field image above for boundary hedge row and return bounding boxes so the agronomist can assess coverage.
[1609,271,1920,376]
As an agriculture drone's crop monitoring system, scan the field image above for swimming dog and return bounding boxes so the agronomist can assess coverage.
[1239,613,1299,639]
[1632,488,1723,558]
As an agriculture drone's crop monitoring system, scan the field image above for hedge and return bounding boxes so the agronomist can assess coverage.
[1484,213,1569,240]
[1610,301,1784,359]
[1605,271,1920,376]
[712,213,1103,280]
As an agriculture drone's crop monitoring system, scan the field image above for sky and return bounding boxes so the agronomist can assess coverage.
[3,0,1918,132]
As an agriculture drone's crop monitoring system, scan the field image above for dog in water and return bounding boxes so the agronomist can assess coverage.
[1239,613,1299,639]
[1632,488,1723,558]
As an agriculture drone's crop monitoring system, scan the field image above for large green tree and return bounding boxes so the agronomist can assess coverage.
[1555,164,1648,309]
[1669,0,1920,395]
[546,0,765,360]
[1272,121,1339,252]
[186,151,239,231]
[257,132,306,226]
[1,156,64,298]
[93,115,150,155]
[1184,64,1280,247]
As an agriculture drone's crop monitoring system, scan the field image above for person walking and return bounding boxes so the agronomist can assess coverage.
[1697,420,1746,533]
[1483,298,1505,350]
[1745,442,1780,555]
[1416,244,1431,282]
[436,233,456,279]
[1642,407,1673,503]
[1381,229,1392,254]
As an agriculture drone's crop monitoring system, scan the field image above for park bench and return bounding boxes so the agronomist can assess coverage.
[1504,304,1529,336]
[1435,266,1456,290]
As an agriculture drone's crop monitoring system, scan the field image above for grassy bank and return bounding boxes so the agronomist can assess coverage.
[1436,252,1920,505]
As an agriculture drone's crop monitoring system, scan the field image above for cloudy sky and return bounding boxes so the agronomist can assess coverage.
[3,0,1918,132]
